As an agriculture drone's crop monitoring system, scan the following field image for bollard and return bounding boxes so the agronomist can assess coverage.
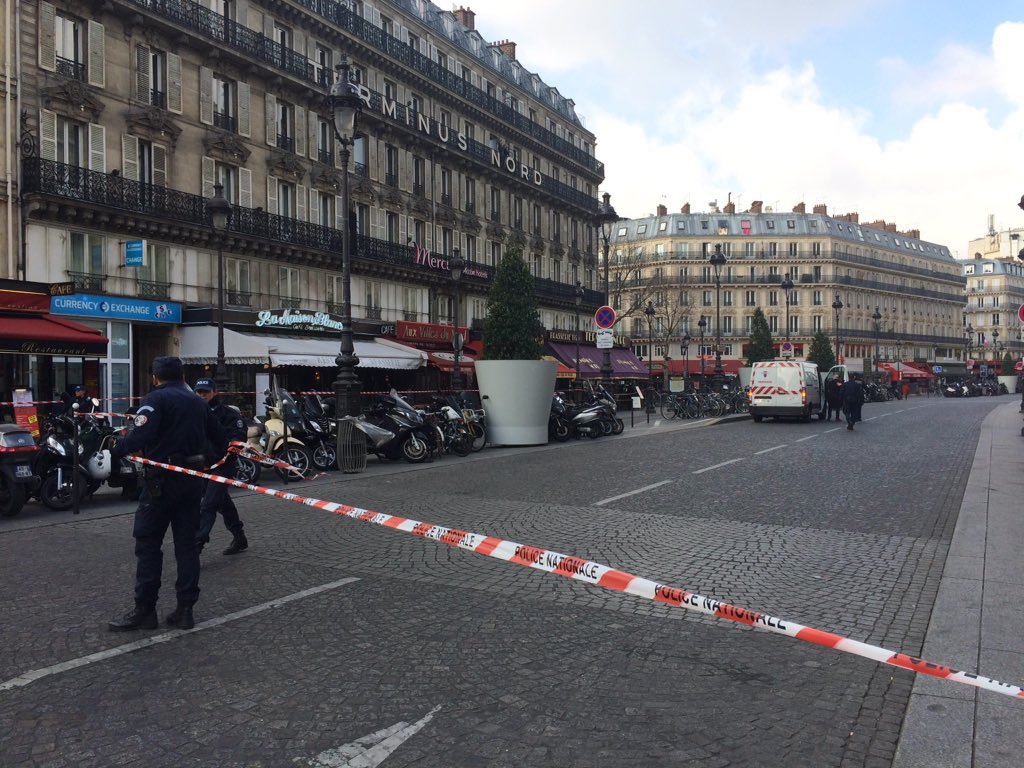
[336,420,367,474]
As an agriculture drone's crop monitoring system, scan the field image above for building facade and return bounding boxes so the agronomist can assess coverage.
[962,223,1024,366]
[3,0,605,407]
[610,201,965,380]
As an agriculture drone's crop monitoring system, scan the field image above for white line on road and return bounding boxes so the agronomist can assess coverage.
[305,706,442,767]
[824,427,843,433]
[692,458,743,475]
[0,577,361,693]
[754,444,787,455]
[794,435,819,442]
[594,480,674,506]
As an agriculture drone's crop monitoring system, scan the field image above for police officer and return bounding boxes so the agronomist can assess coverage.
[108,357,226,632]
[194,379,249,556]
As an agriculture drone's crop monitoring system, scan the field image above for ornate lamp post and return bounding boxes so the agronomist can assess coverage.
[573,280,583,395]
[330,56,363,418]
[682,332,691,391]
[697,317,707,390]
[832,292,844,364]
[991,328,1000,363]
[965,323,974,366]
[872,306,882,381]
[709,243,727,390]
[597,192,620,388]
[205,182,231,392]
[781,273,794,347]
[450,247,465,392]
[644,301,656,412]
[895,338,903,380]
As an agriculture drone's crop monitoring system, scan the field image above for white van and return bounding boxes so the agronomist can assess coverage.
[748,360,824,422]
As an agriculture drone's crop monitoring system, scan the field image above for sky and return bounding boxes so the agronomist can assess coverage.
[458,0,1024,258]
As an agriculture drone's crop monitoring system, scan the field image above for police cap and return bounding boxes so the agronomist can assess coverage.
[194,378,217,392]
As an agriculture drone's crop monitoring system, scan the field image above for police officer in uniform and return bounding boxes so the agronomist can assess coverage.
[108,357,226,632]
[194,379,249,556]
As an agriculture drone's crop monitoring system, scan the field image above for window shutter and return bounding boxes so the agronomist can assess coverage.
[134,45,151,103]
[267,175,278,214]
[265,93,277,147]
[121,135,139,181]
[237,82,251,137]
[152,144,167,187]
[39,2,56,72]
[296,184,306,222]
[199,67,214,125]
[294,106,306,156]
[308,188,318,225]
[87,21,105,88]
[239,167,252,208]
[40,110,57,161]
[88,123,106,172]
[201,155,215,199]
[166,53,182,113]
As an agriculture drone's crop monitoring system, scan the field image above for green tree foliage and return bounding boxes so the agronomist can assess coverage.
[482,244,545,360]
[1001,350,1016,377]
[806,331,836,371]
[746,307,775,364]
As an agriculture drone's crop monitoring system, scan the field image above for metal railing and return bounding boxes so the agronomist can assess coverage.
[214,111,236,133]
[68,271,104,292]
[226,290,251,306]
[137,280,171,299]
[56,56,86,82]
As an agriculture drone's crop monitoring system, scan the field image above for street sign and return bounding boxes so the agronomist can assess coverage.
[780,341,794,359]
[125,239,146,267]
[595,329,613,349]
[933,365,943,374]
[595,305,616,329]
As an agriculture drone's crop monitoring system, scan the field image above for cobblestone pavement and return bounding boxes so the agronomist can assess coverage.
[0,397,1008,767]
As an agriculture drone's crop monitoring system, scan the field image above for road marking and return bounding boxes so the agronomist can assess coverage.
[754,444,787,455]
[304,706,441,767]
[794,434,818,442]
[824,427,843,433]
[0,577,361,693]
[594,480,674,506]
[692,458,743,475]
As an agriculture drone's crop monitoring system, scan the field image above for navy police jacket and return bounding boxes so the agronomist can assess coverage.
[113,381,226,465]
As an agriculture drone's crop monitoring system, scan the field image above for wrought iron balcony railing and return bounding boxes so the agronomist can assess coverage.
[280,297,301,309]
[276,134,294,152]
[365,306,382,320]
[68,270,105,292]
[56,56,87,82]
[226,290,252,306]
[150,89,167,109]
[318,148,333,165]
[213,111,236,133]
[137,280,171,299]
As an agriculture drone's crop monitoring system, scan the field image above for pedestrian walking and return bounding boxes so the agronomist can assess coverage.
[107,357,226,632]
[825,375,843,422]
[194,379,249,556]
[840,373,865,431]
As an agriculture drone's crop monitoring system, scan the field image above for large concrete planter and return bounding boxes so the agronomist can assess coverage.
[997,375,1017,393]
[475,359,557,446]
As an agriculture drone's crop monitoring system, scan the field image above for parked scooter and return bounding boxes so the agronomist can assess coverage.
[0,423,38,517]
[262,388,315,479]
[359,392,435,463]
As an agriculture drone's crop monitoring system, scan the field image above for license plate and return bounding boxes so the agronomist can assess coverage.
[121,466,135,474]
[14,464,32,478]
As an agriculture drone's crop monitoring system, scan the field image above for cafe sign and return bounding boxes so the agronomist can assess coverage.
[396,320,468,346]
[255,309,345,332]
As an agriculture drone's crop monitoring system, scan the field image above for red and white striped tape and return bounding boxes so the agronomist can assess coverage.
[124,455,1024,701]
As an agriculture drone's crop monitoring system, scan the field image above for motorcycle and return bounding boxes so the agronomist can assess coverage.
[0,423,37,517]
[359,392,435,463]
[299,393,338,471]
[261,388,315,479]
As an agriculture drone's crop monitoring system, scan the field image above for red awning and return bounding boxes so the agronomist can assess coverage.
[877,362,932,379]
[543,355,576,379]
[0,314,108,356]
[427,351,475,373]
[666,357,744,376]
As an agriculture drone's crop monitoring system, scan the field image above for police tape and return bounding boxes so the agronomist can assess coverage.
[213,441,324,479]
[124,454,1024,701]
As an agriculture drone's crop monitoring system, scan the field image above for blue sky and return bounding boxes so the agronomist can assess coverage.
[460,0,1024,256]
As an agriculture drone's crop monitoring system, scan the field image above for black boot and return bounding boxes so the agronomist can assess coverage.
[108,606,158,632]
[222,532,248,556]
[165,605,194,630]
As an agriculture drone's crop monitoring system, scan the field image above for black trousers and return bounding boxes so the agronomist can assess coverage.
[133,473,203,610]
[197,466,243,545]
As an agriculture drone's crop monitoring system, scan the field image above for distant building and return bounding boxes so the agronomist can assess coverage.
[962,223,1024,365]
[608,200,965,380]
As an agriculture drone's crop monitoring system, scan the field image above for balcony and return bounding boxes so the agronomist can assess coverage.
[318,147,333,165]
[150,89,167,109]
[227,290,252,307]
[280,297,301,309]
[354,162,367,178]
[137,280,170,299]
[464,201,475,213]
[441,192,452,206]
[385,172,398,188]
[402,310,418,321]
[55,56,86,82]
[68,270,104,292]
[412,182,425,197]
[276,134,294,152]
[365,306,382,320]
[214,111,236,133]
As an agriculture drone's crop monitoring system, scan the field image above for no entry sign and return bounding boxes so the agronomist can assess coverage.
[595,306,616,329]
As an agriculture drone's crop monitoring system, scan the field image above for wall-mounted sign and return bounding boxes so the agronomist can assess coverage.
[51,293,181,323]
[255,309,344,332]
[396,320,467,346]
[125,239,147,267]
[409,241,488,278]
[49,282,76,296]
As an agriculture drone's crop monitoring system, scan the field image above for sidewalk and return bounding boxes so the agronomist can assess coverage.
[893,401,1024,767]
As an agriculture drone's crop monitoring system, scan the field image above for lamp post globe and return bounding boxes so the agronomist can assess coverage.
[709,244,727,390]
[330,56,363,421]
[596,192,620,388]
[450,247,465,392]
[697,317,707,390]
[832,292,844,364]
[205,182,231,393]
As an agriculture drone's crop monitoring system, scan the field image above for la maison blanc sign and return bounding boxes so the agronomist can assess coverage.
[255,309,344,331]
[352,84,543,186]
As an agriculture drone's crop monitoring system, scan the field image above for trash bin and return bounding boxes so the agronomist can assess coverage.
[336,419,366,474]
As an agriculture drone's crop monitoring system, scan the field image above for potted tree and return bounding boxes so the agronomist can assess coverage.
[475,244,557,445]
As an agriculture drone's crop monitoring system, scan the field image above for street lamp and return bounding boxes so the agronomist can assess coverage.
[205,182,231,392]
[644,301,656,412]
[597,192,620,388]
[330,56,363,418]
[965,323,974,365]
[709,243,727,390]
[450,247,465,392]
[832,292,844,364]
[992,328,1000,362]
[697,317,707,390]
[780,273,794,347]
[573,280,583,395]
[872,306,882,381]
[682,332,691,391]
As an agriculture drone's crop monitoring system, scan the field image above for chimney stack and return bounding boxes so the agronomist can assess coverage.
[792,202,806,214]
[681,203,691,214]
[453,6,476,30]
[492,39,517,59]
[656,204,667,217]
[749,200,763,214]
[813,203,827,215]
[885,223,897,233]
[902,228,921,239]
[723,201,736,214]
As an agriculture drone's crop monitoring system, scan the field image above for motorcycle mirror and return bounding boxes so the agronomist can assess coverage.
[91,397,100,406]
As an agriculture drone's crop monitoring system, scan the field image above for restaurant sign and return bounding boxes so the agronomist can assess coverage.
[255,309,344,332]
[410,242,488,279]
[396,320,468,346]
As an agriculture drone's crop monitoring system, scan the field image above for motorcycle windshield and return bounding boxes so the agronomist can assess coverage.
[274,388,305,430]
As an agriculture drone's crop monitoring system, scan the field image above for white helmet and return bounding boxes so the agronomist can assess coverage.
[87,449,113,480]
